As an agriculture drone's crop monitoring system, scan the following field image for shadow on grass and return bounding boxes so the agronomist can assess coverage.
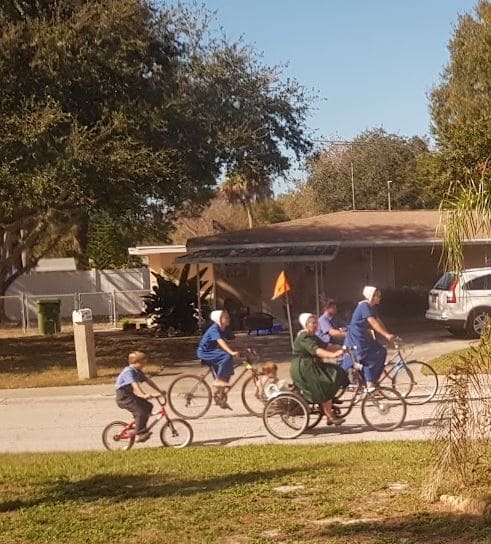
[0,462,330,513]
[308,512,490,543]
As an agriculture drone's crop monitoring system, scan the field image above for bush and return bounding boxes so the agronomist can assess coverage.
[379,287,428,317]
[143,265,211,335]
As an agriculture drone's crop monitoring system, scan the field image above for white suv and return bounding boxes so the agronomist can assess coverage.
[425,267,491,338]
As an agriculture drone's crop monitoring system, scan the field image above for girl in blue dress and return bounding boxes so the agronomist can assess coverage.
[197,310,239,408]
[342,286,396,391]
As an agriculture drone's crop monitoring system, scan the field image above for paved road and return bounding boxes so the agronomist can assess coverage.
[2,328,474,453]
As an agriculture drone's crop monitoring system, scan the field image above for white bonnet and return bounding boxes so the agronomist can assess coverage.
[362,286,378,303]
[210,310,224,325]
[298,313,314,329]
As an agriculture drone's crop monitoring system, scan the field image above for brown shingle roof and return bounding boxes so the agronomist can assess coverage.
[187,210,446,248]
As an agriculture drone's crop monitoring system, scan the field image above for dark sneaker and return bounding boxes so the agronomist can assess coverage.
[135,431,152,443]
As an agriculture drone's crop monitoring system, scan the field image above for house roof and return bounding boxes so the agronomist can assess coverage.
[186,210,449,248]
[34,258,77,272]
[175,210,491,264]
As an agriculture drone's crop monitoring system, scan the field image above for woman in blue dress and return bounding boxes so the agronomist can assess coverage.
[197,310,239,408]
[342,286,396,391]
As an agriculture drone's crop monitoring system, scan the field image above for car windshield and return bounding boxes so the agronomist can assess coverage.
[433,272,457,290]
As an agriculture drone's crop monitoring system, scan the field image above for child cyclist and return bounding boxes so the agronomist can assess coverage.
[115,351,165,442]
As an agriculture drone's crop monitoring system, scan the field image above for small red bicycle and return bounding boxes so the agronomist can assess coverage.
[102,394,193,451]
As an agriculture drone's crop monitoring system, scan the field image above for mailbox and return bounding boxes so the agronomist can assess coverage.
[72,308,93,324]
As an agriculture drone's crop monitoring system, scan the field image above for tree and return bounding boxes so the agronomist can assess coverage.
[430,1,491,186]
[0,0,313,306]
[253,199,290,226]
[278,181,323,220]
[305,129,432,212]
[171,194,250,244]
[221,174,273,228]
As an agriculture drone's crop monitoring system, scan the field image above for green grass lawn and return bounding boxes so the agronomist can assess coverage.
[0,442,489,544]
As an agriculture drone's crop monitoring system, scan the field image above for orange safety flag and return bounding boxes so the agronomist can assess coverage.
[272,270,291,300]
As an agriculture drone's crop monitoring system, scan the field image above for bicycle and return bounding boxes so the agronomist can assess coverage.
[263,352,407,440]
[167,350,275,419]
[380,337,439,405]
[102,394,193,451]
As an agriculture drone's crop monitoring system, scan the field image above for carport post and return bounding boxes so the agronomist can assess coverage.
[196,263,203,332]
[315,262,320,316]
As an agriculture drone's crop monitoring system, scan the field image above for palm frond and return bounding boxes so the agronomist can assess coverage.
[439,165,491,272]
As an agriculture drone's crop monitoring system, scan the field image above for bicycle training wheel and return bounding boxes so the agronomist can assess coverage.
[263,393,309,440]
[392,361,439,405]
[361,386,407,432]
[168,374,212,419]
[160,419,193,448]
[241,374,276,416]
[102,421,135,451]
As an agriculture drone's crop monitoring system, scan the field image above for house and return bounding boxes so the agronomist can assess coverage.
[130,210,491,324]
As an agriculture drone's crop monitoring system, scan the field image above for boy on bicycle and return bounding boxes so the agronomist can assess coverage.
[115,351,164,442]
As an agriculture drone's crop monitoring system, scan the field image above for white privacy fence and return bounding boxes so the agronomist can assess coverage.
[1,289,151,334]
[0,267,152,334]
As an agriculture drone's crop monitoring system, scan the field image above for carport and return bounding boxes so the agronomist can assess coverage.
[175,210,491,324]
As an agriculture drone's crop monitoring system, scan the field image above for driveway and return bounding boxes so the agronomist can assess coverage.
[0,322,474,454]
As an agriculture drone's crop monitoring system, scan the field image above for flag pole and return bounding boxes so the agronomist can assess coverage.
[285,291,294,350]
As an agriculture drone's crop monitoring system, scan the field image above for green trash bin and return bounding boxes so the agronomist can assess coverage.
[37,299,61,335]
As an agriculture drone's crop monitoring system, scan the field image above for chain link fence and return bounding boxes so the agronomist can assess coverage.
[0,289,150,337]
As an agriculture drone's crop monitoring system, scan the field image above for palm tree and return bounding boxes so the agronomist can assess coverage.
[440,166,491,272]
[425,165,491,500]
[221,173,271,229]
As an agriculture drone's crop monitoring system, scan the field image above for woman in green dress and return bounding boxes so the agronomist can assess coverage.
[291,313,349,425]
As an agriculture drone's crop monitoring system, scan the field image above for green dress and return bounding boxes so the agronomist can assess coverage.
[290,331,349,404]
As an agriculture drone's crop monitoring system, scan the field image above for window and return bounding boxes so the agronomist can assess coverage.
[433,273,457,290]
[464,274,491,291]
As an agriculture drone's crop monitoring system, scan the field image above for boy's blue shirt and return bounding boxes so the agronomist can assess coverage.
[115,365,148,390]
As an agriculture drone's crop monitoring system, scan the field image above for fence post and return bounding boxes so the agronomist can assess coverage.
[20,293,26,334]
[25,294,31,333]
[111,289,117,328]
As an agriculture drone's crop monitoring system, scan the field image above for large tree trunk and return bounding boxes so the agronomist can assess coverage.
[72,215,90,270]
[244,202,254,229]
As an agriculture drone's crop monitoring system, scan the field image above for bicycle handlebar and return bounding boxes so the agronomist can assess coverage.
[148,393,167,405]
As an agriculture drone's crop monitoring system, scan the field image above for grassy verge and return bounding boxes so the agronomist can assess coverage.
[0,442,489,544]
[427,347,474,375]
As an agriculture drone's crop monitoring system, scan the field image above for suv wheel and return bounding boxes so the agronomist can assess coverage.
[467,308,491,338]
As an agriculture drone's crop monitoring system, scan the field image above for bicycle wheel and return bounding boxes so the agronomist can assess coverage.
[306,405,323,429]
[241,374,276,416]
[102,421,135,451]
[361,386,407,432]
[392,361,439,405]
[168,374,212,419]
[160,419,193,448]
[263,393,309,440]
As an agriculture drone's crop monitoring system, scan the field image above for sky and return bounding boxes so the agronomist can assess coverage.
[175,0,477,189]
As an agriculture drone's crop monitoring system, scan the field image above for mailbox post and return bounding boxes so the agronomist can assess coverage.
[72,308,97,380]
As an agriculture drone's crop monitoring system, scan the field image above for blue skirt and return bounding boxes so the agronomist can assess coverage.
[198,349,234,381]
